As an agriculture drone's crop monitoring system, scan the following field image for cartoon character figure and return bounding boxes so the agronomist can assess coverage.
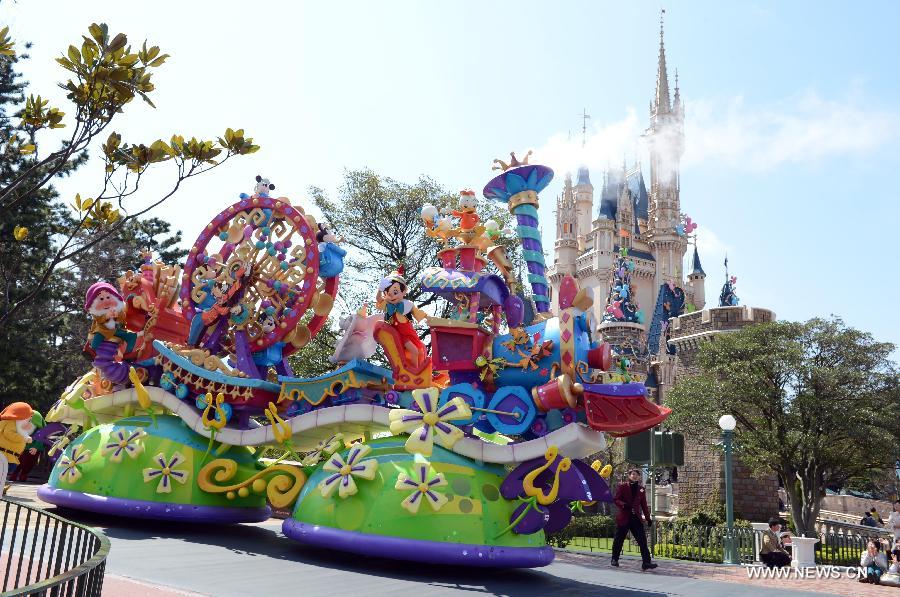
[187,262,252,348]
[239,175,276,199]
[316,223,347,278]
[84,281,142,385]
[375,266,426,366]
[251,311,290,378]
[452,189,480,232]
[0,402,36,494]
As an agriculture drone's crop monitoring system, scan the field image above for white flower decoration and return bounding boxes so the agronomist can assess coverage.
[388,387,472,456]
[395,463,448,514]
[58,445,91,484]
[318,443,378,499]
[301,433,344,467]
[100,428,147,463]
[142,452,190,494]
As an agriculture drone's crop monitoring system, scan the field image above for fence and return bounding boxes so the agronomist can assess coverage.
[813,519,892,567]
[554,517,758,564]
[0,498,110,596]
[553,515,895,567]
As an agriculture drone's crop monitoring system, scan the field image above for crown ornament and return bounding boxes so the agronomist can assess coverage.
[491,150,533,172]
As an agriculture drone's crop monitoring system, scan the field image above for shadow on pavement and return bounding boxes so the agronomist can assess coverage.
[49,507,666,596]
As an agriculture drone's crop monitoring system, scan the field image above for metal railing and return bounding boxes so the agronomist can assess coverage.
[554,514,896,568]
[0,498,109,596]
[553,517,759,565]
[812,520,891,567]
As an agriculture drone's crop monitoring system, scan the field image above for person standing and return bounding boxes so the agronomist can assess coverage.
[886,501,900,542]
[611,468,657,570]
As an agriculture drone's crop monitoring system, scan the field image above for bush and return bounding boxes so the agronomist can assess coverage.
[546,514,614,548]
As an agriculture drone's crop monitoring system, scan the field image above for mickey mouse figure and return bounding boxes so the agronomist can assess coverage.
[316,223,347,278]
[240,175,276,199]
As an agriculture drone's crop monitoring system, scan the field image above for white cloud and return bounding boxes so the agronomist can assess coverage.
[534,91,900,175]
[683,92,900,171]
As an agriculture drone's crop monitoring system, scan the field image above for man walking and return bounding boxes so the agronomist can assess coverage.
[611,468,658,570]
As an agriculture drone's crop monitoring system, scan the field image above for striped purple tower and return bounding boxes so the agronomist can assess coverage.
[483,154,554,314]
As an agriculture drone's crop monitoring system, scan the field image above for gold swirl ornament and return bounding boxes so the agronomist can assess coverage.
[522,446,571,506]
[201,392,228,430]
[197,458,306,509]
[264,402,291,443]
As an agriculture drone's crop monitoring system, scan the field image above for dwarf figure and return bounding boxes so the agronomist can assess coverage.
[84,281,141,385]
[0,402,36,494]
[375,266,426,366]
[452,189,480,232]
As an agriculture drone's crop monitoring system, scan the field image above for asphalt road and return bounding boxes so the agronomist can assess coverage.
[46,509,832,597]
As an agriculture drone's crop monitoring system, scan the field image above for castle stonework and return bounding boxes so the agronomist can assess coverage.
[668,306,781,522]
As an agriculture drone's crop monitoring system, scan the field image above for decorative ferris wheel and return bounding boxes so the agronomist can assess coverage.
[178,192,339,379]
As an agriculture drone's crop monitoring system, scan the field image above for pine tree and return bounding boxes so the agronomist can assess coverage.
[0,46,81,410]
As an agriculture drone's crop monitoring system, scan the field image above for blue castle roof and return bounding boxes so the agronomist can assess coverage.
[598,167,649,235]
[691,246,705,276]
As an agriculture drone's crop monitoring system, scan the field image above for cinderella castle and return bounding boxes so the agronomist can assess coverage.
[546,14,780,522]
[547,15,703,399]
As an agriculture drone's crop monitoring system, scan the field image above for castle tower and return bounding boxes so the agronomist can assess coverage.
[553,172,578,277]
[615,165,635,248]
[687,245,706,309]
[645,12,687,289]
[574,166,594,248]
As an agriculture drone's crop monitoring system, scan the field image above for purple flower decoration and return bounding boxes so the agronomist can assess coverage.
[142,451,190,494]
[318,443,378,499]
[499,448,614,535]
[395,463,448,514]
[388,387,471,456]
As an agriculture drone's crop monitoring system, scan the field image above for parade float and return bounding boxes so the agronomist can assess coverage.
[39,155,671,568]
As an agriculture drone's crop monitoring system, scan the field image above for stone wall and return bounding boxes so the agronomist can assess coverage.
[668,304,781,523]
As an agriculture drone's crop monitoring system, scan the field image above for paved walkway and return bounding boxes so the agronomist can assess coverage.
[3,483,894,596]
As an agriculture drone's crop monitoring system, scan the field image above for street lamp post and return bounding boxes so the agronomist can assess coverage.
[719,414,738,565]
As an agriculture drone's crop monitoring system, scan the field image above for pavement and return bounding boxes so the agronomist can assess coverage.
[4,483,895,596]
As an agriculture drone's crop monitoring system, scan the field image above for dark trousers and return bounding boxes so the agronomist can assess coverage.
[760,551,791,568]
[612,515,652,564]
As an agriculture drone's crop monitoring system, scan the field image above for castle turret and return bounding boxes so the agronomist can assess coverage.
[574,166,594,249]
[553,173,578,276]
[687,245,706,309]
[615,166,635,248]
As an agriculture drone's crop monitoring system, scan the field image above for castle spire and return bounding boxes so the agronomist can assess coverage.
[673,68,682,114]
[654,9,671,115]
[690,244,704,276]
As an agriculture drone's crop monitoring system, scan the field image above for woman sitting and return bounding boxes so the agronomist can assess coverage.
[859,540,888,584]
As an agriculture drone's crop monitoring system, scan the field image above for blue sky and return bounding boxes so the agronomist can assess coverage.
[4,1,899,360]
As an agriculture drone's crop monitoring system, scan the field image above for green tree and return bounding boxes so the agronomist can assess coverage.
[0,34,85,410]
[664,318,900,536]
[0,23,258,328]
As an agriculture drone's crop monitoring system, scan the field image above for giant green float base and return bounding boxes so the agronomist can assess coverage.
[38,415,271,523]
